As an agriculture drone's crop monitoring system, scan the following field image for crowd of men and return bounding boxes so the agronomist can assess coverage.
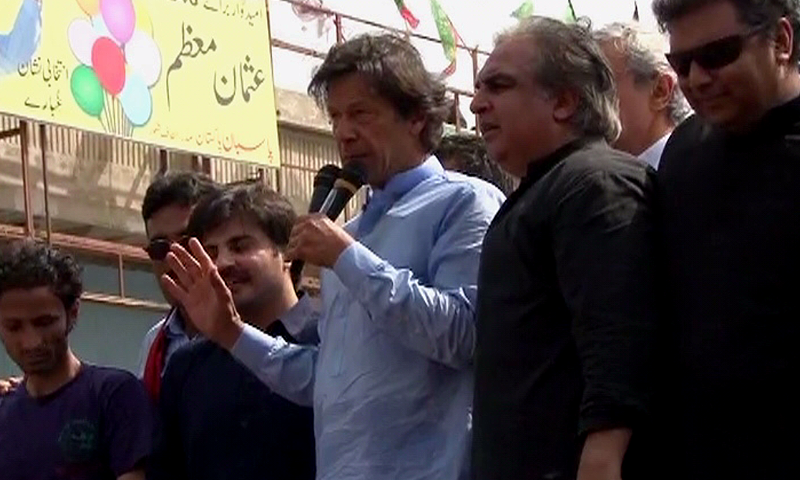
[1,0,799,479]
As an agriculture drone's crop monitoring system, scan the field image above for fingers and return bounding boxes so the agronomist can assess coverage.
[160,273,189,306]
[165,252,192,288]
[209,268,234,301]
[167,242,203,285]
[188,237,216,273]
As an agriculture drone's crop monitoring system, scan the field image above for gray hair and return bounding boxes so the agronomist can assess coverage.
[495,16,621,143]
[594,22,691,124]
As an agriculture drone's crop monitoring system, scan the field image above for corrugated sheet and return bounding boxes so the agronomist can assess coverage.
[0,115,358,243]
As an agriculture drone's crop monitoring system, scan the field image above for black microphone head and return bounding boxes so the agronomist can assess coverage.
[309,164,342,213]
[314,164,341,187]
[336,161,367,191]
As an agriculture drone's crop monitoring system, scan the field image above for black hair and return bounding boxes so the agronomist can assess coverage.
[141,171,219,222]
[0,240,83,311]
[187,183,298,282]
[434,134,516,196]
[653,0,800,61]
[308,33,449,153]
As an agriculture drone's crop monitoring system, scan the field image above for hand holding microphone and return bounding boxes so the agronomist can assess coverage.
[287,162,366,269]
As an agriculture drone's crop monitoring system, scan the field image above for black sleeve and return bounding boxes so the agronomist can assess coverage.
[147,353,190,480]
[552,167,658,436]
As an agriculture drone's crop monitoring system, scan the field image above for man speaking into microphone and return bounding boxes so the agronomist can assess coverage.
[162,34,505,480]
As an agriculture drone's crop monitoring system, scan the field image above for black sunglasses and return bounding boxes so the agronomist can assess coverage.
[665,27,766,77]
[144,236,190,261]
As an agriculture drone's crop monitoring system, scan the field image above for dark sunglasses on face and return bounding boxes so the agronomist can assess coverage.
[144,236,190,261]
[665,27,766,77]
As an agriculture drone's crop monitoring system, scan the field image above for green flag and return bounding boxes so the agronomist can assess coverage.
[511,0,534,20]
[563,0,577,23]
[430,0,461,76]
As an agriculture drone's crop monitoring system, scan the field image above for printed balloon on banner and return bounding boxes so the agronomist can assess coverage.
[77,0,101,16]
[125,30,161,86]
[100,0,136,44]
[67,19,99,66]
[92,37,126,95]
[133,0,153,36]
[91,14,120,45]
[71,65,105,117]
[119,72,152,126]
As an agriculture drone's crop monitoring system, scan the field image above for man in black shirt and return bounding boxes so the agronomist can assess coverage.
[470,17,658,480]
[652,0,800,478]
[148,183,315,480]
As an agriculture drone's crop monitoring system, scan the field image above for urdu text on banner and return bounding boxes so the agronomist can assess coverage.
[0,0,280,167]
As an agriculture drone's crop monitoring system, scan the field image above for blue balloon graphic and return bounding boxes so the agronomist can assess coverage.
[119,72,152,126]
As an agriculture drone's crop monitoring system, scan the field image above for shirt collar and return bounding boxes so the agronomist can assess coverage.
[638,132,671,169]
[523,137,600,186]
[164,308,190,339]
[370,156,444,203]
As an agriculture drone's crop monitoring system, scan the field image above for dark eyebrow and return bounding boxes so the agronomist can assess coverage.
[228,234,255,245]
[475,72,516,89]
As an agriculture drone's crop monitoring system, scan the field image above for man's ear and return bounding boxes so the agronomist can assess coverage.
[552,89,580,123]
[408,111,426,138]
[650,73,676,113]
[774,17,795,65]
[66,299,80,334]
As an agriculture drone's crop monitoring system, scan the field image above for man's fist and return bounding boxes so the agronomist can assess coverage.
[286,214,355,268]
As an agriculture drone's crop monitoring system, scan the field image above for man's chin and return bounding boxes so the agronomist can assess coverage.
[21,359,58,376]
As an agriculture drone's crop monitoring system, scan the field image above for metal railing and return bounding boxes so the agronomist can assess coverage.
[273,0,486,131]
[1,0,481,305]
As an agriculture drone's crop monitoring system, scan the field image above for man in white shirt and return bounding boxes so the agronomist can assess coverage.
[595,22,691,168]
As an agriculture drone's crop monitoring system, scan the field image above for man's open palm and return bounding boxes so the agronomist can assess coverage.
[160,238,244,350]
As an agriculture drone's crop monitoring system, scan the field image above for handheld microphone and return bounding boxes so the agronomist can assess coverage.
[319,161,367,221]
[308,164,341,213]
[290,164,342,283]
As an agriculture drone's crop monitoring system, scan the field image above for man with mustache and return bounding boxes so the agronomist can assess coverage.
[0,240,153,480]
[160,33,505,480]
[651,0,800,478]
[470,17,658,480]
[148,183,315,480]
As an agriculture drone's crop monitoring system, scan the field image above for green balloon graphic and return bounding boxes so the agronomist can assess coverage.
[71,65,105,117]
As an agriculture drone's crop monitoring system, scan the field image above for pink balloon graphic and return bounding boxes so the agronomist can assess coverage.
[100,0,135,44]
[92,37,126,95]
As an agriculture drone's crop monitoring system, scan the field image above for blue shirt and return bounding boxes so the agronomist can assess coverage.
[231,157,505,480]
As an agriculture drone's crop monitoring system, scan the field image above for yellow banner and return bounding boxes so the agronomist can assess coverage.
[0,0,280,166]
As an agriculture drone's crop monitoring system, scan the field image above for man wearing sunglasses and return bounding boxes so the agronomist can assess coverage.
[135,172,219,400]
[652,1,800,478]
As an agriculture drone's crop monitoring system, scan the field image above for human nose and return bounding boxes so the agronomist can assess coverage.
[686,61,713,91]
[19,325,43,351]
[470,89,488,115]
[332,115,357,145]
[214,247,235,271]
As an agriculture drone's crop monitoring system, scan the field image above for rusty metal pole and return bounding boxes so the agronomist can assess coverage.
[454,93,461,131]
[471,47,480,134]
[19,121,35,236]
[335,13,344,44]
[118,254,126,297]
[39,124,52,244]
[158,149,168,173]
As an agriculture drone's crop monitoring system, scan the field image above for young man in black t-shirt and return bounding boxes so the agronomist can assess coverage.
[0,240,153,480]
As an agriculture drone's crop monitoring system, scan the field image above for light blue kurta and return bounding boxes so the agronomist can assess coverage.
[232,157,504,480]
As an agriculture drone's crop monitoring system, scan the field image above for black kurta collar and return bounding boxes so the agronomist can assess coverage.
[522,136,602,188]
